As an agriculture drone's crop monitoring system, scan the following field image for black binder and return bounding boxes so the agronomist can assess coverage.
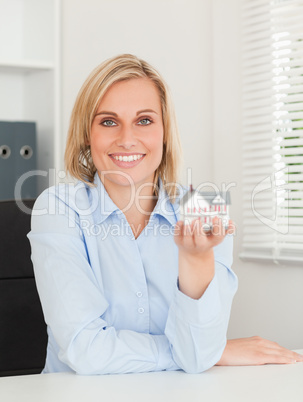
[0,121,37,201]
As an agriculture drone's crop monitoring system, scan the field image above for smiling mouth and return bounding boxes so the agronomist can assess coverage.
[109,153,146,163]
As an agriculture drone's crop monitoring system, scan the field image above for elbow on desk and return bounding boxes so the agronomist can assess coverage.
[59,353,115,376]
[178,360,216,375]
[59,351,221,376]
[172,341,226,375]
[58,351,97,376]
[56,328,227,375]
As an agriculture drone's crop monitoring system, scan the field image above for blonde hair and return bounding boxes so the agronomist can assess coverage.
[64,54,183,202]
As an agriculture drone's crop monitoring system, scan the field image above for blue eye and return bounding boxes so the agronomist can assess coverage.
[138,118,152,125]
[102,120,117,127]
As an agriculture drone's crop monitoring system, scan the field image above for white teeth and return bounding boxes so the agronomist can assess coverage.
[112,154,144,162]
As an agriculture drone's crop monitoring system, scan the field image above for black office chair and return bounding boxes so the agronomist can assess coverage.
[0,199,48,376]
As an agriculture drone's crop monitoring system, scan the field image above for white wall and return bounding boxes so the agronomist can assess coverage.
[212,0,303,349]
[61,0,214,187]
[61,0,303,349]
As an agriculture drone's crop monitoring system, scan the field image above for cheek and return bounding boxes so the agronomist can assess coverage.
[90,132,110,153]
[147,128,164,154]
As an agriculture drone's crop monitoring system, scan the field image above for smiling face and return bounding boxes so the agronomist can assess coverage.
[90,78,164,190]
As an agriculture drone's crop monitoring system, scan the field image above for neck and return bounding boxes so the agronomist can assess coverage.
[99,173,158,221]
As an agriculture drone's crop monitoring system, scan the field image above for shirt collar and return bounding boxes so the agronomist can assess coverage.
[150,177,178,226]
[88,173,120,224]
[89,172,179,226]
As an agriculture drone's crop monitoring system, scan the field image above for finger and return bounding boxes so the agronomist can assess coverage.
[212,216,224,237]
[198,216,224,247]
[255,338,302,361]
[181,218,198,248]
[193,217,206,237]
[173,221,185,246]
[184,218,195,236]
[271,347,303,362]
[259,353,297,365]
[251,337,303,363]
[193,218,209,248]
[260,349,303,364]
[226,220,236,235]
[208,217,226,248]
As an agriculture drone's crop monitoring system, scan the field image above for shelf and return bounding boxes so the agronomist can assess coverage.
[0,60,54,74]
[0,0,61,195]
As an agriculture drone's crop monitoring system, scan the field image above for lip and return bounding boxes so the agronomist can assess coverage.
[108,153,146,168]
[109,152,145,157]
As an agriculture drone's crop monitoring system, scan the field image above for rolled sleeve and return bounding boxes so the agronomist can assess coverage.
[164,235,238,374]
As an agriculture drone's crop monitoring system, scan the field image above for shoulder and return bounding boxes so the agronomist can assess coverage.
[31,179,98,233]
[32,179,94,216]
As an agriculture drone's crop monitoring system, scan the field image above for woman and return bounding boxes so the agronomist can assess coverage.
[28,54,303,375]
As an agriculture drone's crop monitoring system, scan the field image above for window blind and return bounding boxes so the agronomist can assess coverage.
[240,0,303,263]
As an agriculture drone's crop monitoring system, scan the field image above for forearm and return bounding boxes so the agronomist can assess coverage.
[168,231,238,374]
[58,321,179,375]
[165,261,235,374]
[178,249,215,300]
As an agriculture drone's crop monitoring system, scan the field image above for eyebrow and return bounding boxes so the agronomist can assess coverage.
[95,109,158,117]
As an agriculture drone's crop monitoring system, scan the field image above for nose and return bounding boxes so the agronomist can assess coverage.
[116,125,138,149]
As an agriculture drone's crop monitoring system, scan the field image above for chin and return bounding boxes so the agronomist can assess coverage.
[100,172,149,187]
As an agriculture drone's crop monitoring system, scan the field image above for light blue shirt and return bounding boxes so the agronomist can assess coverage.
[27,173,238,375]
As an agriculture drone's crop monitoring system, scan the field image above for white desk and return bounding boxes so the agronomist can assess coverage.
[1,350,303,402]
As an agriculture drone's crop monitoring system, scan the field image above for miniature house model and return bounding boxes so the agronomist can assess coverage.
[180,185,231,230]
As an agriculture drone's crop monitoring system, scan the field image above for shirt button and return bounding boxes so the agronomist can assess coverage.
[136,292,142,298]
[138,307,144,314]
